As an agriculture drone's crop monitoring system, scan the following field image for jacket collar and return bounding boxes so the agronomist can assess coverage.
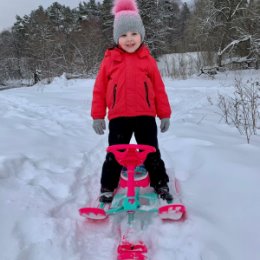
[107,44,150,61]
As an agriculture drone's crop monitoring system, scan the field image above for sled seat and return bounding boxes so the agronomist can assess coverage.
[119,165,150,188]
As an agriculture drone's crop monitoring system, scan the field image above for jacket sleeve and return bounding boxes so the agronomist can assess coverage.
[150,57,172,119]
[91,57,109,119]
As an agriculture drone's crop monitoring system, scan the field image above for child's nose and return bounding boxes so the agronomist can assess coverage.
[126,36,133,41]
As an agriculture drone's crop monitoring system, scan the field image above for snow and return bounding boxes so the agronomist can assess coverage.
[0,70,260,260]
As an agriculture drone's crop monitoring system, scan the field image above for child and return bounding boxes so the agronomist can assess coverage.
[91,0,173,203]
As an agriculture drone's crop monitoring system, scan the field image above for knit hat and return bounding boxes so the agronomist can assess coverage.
[112,0,145,44]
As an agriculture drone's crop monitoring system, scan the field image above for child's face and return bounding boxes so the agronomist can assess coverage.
[118,32,142,53]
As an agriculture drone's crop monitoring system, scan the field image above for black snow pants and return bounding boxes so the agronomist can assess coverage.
[100,116,169,191]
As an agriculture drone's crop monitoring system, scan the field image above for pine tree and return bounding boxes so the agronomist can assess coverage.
[78,0,100,21]
[73,1,104,75]
[178,2,190,51]
[26,7,55,77]
[138,0,167,57]
[159,0,181,53]
[101,0,114,48]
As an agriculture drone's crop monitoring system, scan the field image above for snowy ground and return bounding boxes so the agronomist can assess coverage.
[0,71,260,260]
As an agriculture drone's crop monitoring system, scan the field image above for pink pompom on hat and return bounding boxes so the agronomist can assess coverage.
[112,0,145,44]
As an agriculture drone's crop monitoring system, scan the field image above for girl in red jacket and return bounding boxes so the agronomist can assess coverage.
[91,0,173,203]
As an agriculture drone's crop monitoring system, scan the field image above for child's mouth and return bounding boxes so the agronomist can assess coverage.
[126,43,135,48]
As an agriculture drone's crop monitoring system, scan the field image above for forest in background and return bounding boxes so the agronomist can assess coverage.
[0,0,259,84]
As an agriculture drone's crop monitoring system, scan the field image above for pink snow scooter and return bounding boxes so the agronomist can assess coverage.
[79,144,186,260]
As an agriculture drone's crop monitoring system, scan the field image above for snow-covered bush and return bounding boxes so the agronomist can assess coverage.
[158,51,217,79]
[218,79,260,143]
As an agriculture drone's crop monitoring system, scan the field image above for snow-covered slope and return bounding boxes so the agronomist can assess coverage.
[0,71,260,260]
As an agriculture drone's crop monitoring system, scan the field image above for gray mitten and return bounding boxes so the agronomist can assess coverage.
[160,118,170,133]
[93,119,106,135]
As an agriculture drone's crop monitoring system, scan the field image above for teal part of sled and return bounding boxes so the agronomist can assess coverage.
[105,187,159,215]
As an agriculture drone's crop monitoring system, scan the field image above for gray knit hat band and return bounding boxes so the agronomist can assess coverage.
[113,13,145,44]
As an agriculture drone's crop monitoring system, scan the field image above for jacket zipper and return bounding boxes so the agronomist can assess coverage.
[144,82,150,107]
[112,84,117,108]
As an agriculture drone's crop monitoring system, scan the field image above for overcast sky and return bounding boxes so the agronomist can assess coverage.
[0,0,83,32]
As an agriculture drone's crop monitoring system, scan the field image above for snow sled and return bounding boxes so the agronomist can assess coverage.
[79,144,186,260]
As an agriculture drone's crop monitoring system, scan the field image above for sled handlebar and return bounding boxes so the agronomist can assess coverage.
[107,144,156,168]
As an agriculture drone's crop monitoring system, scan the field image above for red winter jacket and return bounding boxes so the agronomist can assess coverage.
[91,45,171,121]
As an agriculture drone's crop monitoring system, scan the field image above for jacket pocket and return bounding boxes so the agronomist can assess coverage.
[144,82,150,107]
[112,84,117,108]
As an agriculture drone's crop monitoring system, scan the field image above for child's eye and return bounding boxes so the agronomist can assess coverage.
[132,32,138,36]
[121,34,127,37]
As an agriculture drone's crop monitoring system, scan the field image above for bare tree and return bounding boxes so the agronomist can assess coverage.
[190,0,259,68]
